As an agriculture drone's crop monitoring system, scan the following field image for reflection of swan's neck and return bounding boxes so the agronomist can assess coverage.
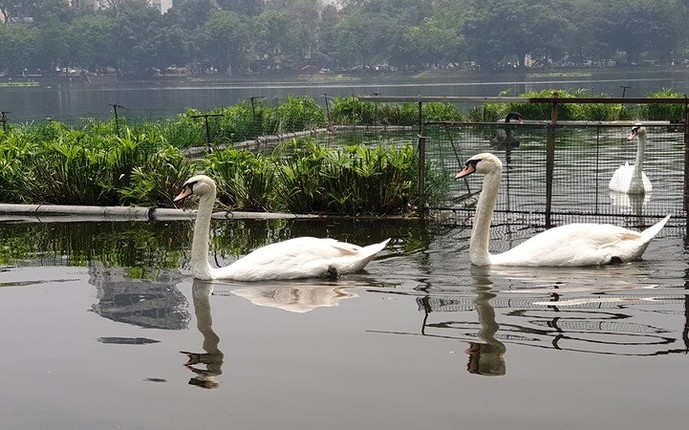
[630,133,646,192]
[191,192,215,279]
[471,167,501,265]
[193,284,221,355]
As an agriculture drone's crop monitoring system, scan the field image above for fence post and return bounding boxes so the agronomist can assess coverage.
[323,93,331,124]
[545,93,558,227]
[111,104,123,137]
[684,99,689,222]
[191,113,224,151]
[417,100,426,215]
[0,111,9,132]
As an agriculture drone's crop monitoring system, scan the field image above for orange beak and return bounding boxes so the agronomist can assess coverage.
[455,163,476,179]
[174,187,193,202]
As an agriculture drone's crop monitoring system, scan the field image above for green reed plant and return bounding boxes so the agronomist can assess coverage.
[0,130,38,202]
[330,96,376,124]
[120,145,197,207]
[642,89,686,122]
[273,96,326,132]
[423,102,463,122]
[204,147,276,211]
[157,109,207,148]
[212,102,265,143]
[271,138,438,215]
[28,133,119,205]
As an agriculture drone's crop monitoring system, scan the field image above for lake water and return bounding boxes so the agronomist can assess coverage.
[2,67,689,122]
[0,214,687,430]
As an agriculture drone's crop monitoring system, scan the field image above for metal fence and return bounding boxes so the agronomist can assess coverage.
[360,96,688,227]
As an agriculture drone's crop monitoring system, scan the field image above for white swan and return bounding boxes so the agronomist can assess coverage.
[174,175,390,281]
[608,124,652,194]
[456,153,670,266]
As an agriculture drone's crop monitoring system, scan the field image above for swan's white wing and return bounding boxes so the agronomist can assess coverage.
[213,237,389,281]
[609,162,632,192]
[491,223,652,266]
[608,162,652,193]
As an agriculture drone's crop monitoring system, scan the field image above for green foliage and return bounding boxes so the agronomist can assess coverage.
[273,96,326,132]
[330,97,459,125]
[119,146,197,207]
[272,138,425,215]
[642,89,686,122]
[467,88,667,121]
[330,97,377,124]
[0,0,686,78]
[204,148,276,211]
[157,110,207,148]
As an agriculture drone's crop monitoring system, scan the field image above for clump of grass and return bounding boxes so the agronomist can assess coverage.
[272,138,439,215]
[642,89,686,122]
[468,88,646,121]
[119,145,197,207]
[204,148,275,211]
[273,96,326,132]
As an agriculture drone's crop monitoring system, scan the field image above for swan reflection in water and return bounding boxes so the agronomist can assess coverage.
[181,280,224,389]
[230,277,380,313]
[392,262,688,376]
[609,190,650,219]
[464,266,506,376]
[181,277,376,388]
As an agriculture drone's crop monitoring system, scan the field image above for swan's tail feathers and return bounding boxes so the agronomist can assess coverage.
[362,238,391,258]
[351,238,390,270]
[641,215,670,242]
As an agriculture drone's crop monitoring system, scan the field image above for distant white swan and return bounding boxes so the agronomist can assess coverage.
[608,124,652,194]
[456,153,669,266]
[174,175,389,281]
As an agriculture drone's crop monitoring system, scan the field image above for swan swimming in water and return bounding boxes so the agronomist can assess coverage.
[490,112,523,148]
[608,124,652,194]
[174,175,389,281]
[455,153,669,266]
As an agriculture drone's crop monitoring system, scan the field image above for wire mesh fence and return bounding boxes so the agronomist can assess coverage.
[424,121,686,226]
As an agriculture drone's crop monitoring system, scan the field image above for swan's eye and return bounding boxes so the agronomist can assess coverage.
[466,158,480,168]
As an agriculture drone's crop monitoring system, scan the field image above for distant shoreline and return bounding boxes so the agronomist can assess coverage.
[2,65,687,90]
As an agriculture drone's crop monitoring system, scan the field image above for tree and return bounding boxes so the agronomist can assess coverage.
[463,0,571,69]
[0,23,40,74]
[66,15,115,71]
[197,10,249,74]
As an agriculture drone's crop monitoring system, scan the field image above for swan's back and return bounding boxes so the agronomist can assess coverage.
[609,162,652,193]
[213,237,389,281]
[490,216,669,266]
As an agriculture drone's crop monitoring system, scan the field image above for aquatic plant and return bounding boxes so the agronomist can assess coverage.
[204,148,276,211]
[642,89,685,122]
[272,138,433,215]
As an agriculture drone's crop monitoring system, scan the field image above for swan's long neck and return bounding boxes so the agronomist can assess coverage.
[629,133,646,193]
[470,168,501,265]
[190,191,216,279]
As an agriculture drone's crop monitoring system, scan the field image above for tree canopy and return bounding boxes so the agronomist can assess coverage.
[1,0,687,77]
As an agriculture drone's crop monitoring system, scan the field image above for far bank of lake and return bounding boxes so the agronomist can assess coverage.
[1,66,688,123]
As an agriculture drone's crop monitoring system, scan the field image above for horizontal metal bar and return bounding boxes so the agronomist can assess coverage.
[357,95,689,105]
